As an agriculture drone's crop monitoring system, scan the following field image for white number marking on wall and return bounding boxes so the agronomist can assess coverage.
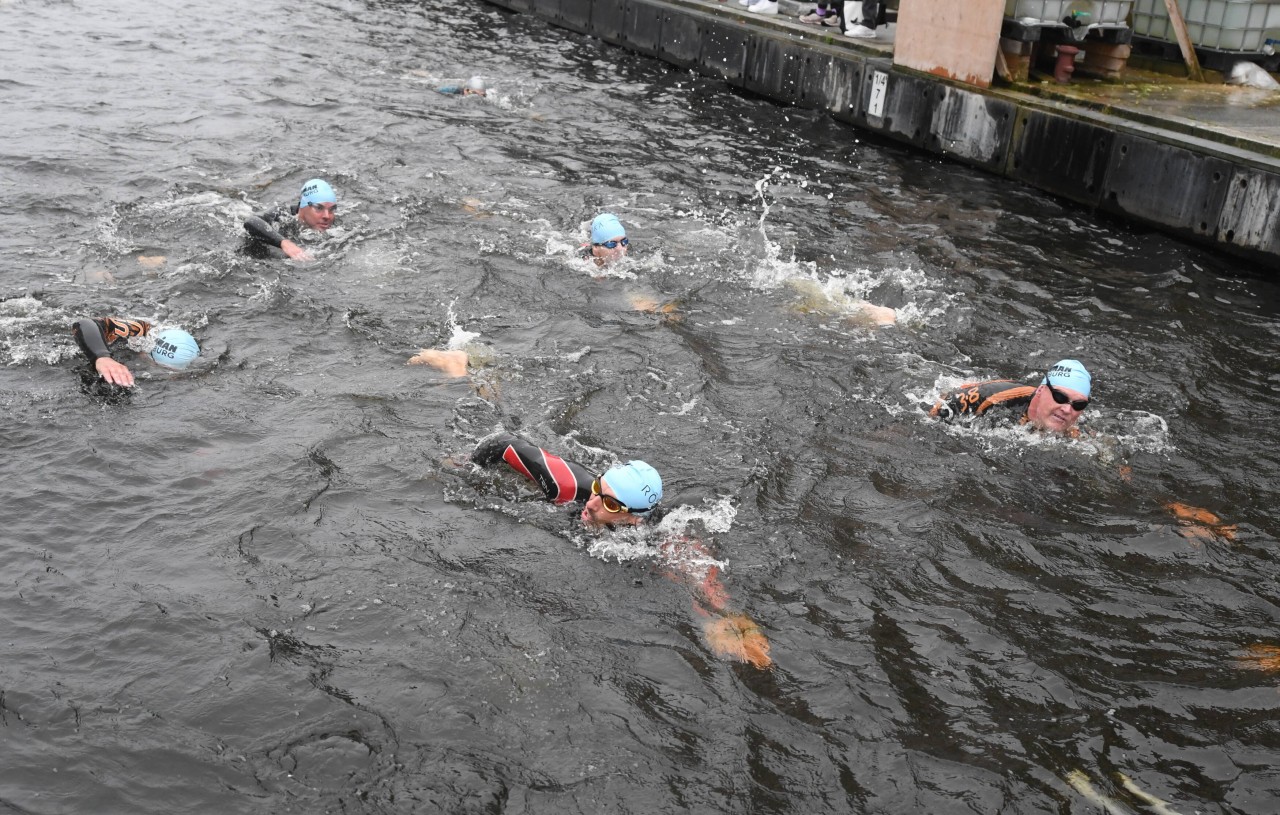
[868,70,888,119]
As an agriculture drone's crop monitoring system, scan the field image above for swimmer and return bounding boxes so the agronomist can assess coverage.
[579,213,630,268]
[71,316,199,388]
[930,358,1092,436]
[471,432,661,528]
[435,75,487,96]
[469,431,772,667]
[243,178,338,261]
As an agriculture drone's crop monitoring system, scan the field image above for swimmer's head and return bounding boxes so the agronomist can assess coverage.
[591,213,626,245]
[298,178,338,230]
[150,329,199,370]
[1042,359,1091,398]
[465,75,487,95]
[589,213,629,266]
[1029,358,1091,433]
[601,460,663,515]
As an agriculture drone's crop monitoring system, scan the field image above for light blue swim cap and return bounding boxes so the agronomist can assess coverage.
[150,329,199,370]
[1043,359,1091,397]
[601,460,662,514]
[591,213,626,245]
[299,178,337,209]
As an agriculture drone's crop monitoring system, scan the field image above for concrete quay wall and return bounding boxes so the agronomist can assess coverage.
[485,0,1280,272]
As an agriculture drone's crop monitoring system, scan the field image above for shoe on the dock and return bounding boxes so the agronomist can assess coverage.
[798,11,825,24]
[821,14,842,26]
[844,23,876,38]
[747,0,780,14]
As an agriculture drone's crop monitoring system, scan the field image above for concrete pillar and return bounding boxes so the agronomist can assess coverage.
[892,0,1005,88]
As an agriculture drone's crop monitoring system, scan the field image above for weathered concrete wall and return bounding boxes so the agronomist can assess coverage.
[482,0,1280,271]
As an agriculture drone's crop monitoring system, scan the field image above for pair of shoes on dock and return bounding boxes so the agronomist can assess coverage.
[799,10,841,26]
[740,0,780,13]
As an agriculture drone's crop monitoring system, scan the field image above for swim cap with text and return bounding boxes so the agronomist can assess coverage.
[299,178,337,209]
[601,460,662,514]
[150,329,200,370]
[1043,359,1091,398]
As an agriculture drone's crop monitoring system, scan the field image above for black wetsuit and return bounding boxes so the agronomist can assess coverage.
[471,432,594,505]
[243,204,303,250]
[930,379,1035,424]
[72,317,152,364]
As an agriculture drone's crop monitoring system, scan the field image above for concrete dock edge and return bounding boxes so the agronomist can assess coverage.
[483,0,1280,271]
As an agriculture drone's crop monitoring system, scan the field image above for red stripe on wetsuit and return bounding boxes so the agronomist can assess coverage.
[502,444,583,505]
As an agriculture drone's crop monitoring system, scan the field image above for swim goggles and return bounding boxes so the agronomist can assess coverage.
[593,237,629,250]
[1046,381,1089,412]
[590,477,631,514]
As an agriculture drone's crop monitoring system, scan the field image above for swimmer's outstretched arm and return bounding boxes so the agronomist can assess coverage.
[244,208,310,261]
[471,433,594,505]
[72,317,150,388]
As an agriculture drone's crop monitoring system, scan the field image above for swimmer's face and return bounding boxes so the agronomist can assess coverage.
[298,202,337,231]
[591,234,629,266]
[581,475,643,529]
[1027,383,1088,433]
[463,88,486,97]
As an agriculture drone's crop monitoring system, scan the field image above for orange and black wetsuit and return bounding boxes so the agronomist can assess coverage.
[930,379,1035,423]
[471,432,594,505]
[71,317,151,364]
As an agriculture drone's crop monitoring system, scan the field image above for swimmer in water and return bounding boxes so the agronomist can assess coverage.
[71,316,200,388]
[471,432,661,529]
[243,178,338,261]
[933,360,1238,541]
[930,358,1092,436]
[579,212,630,268]
[469,431,771,667]
[435,75,487,96]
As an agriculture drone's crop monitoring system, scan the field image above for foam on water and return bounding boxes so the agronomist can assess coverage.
[583,496,737,582]
[0,296,76,366]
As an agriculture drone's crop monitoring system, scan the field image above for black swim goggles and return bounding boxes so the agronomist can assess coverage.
[1046,381,1089,412]
[593,237,629,250]
[590,477,632,514]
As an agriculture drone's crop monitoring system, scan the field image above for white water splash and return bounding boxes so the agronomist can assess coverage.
[444,299,480,350]
[0,296,77,366]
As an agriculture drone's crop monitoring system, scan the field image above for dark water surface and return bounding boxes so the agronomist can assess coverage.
[3,1,1279,813]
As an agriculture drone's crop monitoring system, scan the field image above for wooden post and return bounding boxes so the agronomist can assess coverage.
[1163,0,1205,82]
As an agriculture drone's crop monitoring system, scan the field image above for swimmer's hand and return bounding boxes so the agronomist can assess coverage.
[280,240,314,262]
[95,357,135,388]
